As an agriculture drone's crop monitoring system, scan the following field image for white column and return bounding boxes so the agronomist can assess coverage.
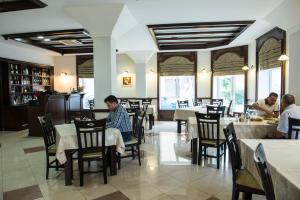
[93,36,117,108]
[135,62,146,98]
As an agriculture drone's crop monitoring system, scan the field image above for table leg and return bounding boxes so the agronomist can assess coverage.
[191,138,198,164]
[65,150,72,186]
[109,146,117,176]
[177,120,182,133]
[149,114,154,130]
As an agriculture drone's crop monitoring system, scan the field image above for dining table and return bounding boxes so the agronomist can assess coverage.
[55,123,125,186]
[186,117,277,164]
[240,139,300,200]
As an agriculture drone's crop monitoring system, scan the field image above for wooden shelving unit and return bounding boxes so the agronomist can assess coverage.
[0,57,54,131]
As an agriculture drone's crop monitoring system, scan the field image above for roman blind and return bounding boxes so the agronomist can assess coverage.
[259,38,282,70]
[77,59,93,78]
[212,52,244,75]
[159,56,195,76]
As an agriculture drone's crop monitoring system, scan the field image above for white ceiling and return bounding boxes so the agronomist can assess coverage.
[0,0,291,54]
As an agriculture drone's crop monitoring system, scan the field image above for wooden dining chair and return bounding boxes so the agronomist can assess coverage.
[194,98,203,106]
[207,105,226,117]
[223,123,265,200]
[38,114,64,179]
[226,100,233,116]
[74,119,108,186]
[67,110,94,123]
[129,100,141,110]
[212,98,223,106]
[142,98,152,106]
[117,110,144,169]
[177,100,189,108]
[254,143,275,200]
[119,99,128,107]
[288,117,300,139]
[195,112,226,169]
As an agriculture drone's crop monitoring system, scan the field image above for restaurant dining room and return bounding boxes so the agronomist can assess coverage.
[1,0,300,200]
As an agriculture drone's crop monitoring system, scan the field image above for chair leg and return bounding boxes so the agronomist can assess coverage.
[103,156,108,184]
[232,187,239,200]
[131,146,135,160]
[244,192,252,200]
[78,160,84,186]
[117,153,121,170]
[217,146,220,169]
[204,147,207,158]
[223,143,227,163]
[142,127,145,143]
[137,145,141,166]
[55,159,59,171]
[198,144,202,165]
[46,156,49,180]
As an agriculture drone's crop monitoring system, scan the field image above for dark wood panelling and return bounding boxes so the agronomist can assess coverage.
[255,27,286,100]
[148,21,255,50]
[2,29,92,54]
[0,0,47,13]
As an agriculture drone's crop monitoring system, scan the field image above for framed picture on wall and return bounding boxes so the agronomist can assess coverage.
[122,76,132,86]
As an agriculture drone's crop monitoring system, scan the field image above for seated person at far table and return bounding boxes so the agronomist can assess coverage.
[104,95,133,142]
[252,92,279,118]
[269,94,300,138]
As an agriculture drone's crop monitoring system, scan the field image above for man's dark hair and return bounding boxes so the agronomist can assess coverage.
[269,92,279,98]
[282,94,295,105]
[104,95,118,103]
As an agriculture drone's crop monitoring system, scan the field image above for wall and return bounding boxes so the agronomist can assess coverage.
[146,53,157,97]
[288,29,300,104]
[0,38,54,65]
[53,55,77,93]
[247,41,257,103]
[197,51,211,98]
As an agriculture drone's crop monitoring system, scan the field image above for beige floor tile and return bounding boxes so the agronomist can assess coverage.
[120,181,163,200]
[166,185,211,200]
[43,190,85,200]
[79,184,118,200]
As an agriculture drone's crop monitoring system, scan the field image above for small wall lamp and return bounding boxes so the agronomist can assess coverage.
[278,51,289,61]
[242,65,254,71]
[60,72,68,76]
[123,70,129,75]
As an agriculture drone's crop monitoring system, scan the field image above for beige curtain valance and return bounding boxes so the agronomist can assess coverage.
[78,59,94,78]
[213,52,244,76]
[159,56,195,76]
[259,38,282,70]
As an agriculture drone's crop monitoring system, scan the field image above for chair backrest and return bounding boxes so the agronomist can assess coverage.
[88,99,95,110]
[207,105,225,117]
[129,101,141,109]
[212,99,223,106]
[244,104,255,114]
[68,110,93,123]
[194,98,203,106]
[38,114,56,149]
[178,100,189,108]
[142,99,152,106]
[195,112,220,142]
[119,99,128,107]
[133,114,144,144]
[254,143,275,200]
[227,100,233,116]
[74,119,107,156]
[288,117,300,139]
[223,123,242,181]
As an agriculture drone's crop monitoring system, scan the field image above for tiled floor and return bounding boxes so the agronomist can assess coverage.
[0,121,266,200]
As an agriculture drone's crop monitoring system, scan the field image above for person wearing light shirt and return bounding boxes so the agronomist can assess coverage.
[270,94,300,138]
[104,95,133,142]
[252,92,279,118]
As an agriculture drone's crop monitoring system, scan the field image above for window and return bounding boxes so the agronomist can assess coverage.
[213,74,245,112]
[258,67,281,99]
[160,76,195,110]
[78,78,94,109]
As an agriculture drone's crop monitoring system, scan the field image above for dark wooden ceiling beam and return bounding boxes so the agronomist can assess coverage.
[159,41,230,50]
[158,41,225,45]
[48,36,91,41]
[155,30,239,36]
[157,36,234,40]
[148,20,255,29]
[152,24,247,30]
[0,0,47,13]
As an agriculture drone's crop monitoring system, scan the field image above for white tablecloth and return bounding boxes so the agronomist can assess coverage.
[240,139,300,200]
[186,117,277,140]
[174,106,207,121]
[55,124,125,164]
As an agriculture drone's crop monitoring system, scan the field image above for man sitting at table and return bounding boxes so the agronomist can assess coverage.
[252,92,279,118]
[270,94,300,138]
[104,95,133,142]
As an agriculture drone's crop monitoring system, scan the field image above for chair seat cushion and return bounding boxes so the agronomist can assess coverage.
[236,169,263,191]
[82,151,103,159]
[125,138,138,146]
[48,144,57,154]
[200,139,226,146]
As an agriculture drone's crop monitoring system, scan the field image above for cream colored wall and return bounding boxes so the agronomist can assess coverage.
[247,41,257,103]
[146,53,157,98]
[197,51,211,98]
[53,55,77,93]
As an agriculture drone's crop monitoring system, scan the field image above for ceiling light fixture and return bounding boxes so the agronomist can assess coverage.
[44,38,51,42]
[278,51,289,61]
[242,65,250,71]
[37,35,44,39]
[14,38,22,41]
